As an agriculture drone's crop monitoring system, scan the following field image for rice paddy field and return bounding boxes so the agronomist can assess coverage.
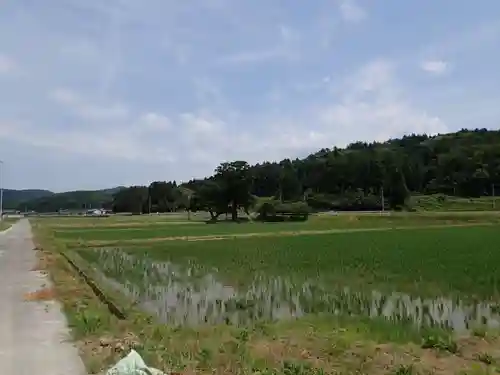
[34,212,500,375]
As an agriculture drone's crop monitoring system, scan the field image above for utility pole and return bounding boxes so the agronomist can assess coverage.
[493,183,496,210]
[0,160,3,221]
[381,185,385,213]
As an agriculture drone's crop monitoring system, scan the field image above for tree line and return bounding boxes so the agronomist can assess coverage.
[11,129,500,217]
[112,129,500,220]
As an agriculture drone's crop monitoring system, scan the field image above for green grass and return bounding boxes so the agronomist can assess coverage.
[0,218,17,231]
[35,217,500,374]
[72,223,500,373]
[413,194,500,211]
[117,225,500,299]
[53,212,500,242]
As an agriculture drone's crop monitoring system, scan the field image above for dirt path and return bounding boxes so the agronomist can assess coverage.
[0,219,86,374]
[51,220,204,229]
[83,221,497,246]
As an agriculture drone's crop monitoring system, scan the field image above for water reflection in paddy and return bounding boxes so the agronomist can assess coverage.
[82,248,500,333]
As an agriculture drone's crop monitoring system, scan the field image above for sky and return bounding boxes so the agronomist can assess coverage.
[0,1,499,192]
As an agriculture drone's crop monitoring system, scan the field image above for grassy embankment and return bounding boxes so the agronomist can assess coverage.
[412,195,499,212]
[0,217,18,231]
[33,212,500,375]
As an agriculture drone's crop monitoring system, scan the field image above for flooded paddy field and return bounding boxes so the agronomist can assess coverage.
[77,226,500,331]
[44,214,500,374]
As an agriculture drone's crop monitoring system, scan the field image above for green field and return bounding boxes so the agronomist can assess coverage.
[80,225,500,297]
[53,212,500,242]
[36,212,500,374]
[412,194,499,211]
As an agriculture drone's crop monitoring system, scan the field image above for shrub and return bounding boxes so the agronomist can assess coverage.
[307,192,385,211]
[256,200,310,222]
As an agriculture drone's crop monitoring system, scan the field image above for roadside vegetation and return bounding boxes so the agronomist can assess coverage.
[0,217,18,231]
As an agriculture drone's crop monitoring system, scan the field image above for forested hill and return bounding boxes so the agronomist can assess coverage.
[112,128,500,214]
[3,189,54,209]
[4,187,123,212]
[7,128,500,213]
[297,127,500,198]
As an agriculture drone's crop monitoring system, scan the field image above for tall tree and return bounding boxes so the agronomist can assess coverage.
[215,161,253,221]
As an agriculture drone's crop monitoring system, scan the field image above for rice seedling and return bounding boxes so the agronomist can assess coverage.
[78,239,500,338]
[52,212,500,242]
[118,225,500,299]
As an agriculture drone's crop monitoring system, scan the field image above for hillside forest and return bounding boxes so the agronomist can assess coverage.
[5,129,500,217]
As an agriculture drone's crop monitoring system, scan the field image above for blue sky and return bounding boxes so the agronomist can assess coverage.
[1,0,499,192]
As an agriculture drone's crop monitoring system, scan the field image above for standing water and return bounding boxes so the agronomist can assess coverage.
[80,248,500,333]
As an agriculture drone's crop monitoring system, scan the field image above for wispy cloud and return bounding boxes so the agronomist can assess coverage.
[420,60,449,75]
[138,112,171,132]
[98,3,123,99]
[0,54,17,74]
[421,21,500,60]
[217,48,294,65]
[2,121,175,164]
[316,58,447,146]
[217,24,301,65]
[49,87,129,121]
[338,0,367,23]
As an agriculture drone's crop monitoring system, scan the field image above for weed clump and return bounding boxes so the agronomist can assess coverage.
[421,335,458,353]
[477,352,494,365]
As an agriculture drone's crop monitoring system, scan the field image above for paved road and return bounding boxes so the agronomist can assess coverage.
[0,219,86,374]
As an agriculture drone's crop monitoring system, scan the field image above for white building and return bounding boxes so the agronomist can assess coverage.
[86,209,105,216]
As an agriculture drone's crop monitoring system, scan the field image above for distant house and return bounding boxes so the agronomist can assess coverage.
[2,209,21,218]
[86,209,105,216]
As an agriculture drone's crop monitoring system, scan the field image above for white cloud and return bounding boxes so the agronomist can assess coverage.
[420,60,449,75]
[0,54,17,74]
[138,112,171,132]
[424,21,500,58]
[217,48,293,65]
[180,112,223,135]
[60,38,99,61]
[49,88,79,105]
[3,57,449,175]
[79,103,129,122]
[278,25,301,44]
[338,0,367,23]
[217,24,301,65]
[347,59,395,94]
[318,59,448,145]
[49,87,129,121]
[1,119,175,164]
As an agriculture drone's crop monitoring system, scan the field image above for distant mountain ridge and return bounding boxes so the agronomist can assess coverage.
[3,189,54,209]
[3,186,125,211]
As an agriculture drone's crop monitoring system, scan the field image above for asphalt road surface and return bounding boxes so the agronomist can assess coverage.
[0,219,86,374]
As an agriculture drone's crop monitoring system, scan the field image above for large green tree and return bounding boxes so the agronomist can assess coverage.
[191,180,228,220]
[215,161,254,221]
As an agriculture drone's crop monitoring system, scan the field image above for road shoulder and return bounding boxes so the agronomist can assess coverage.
[0,219,86,374]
